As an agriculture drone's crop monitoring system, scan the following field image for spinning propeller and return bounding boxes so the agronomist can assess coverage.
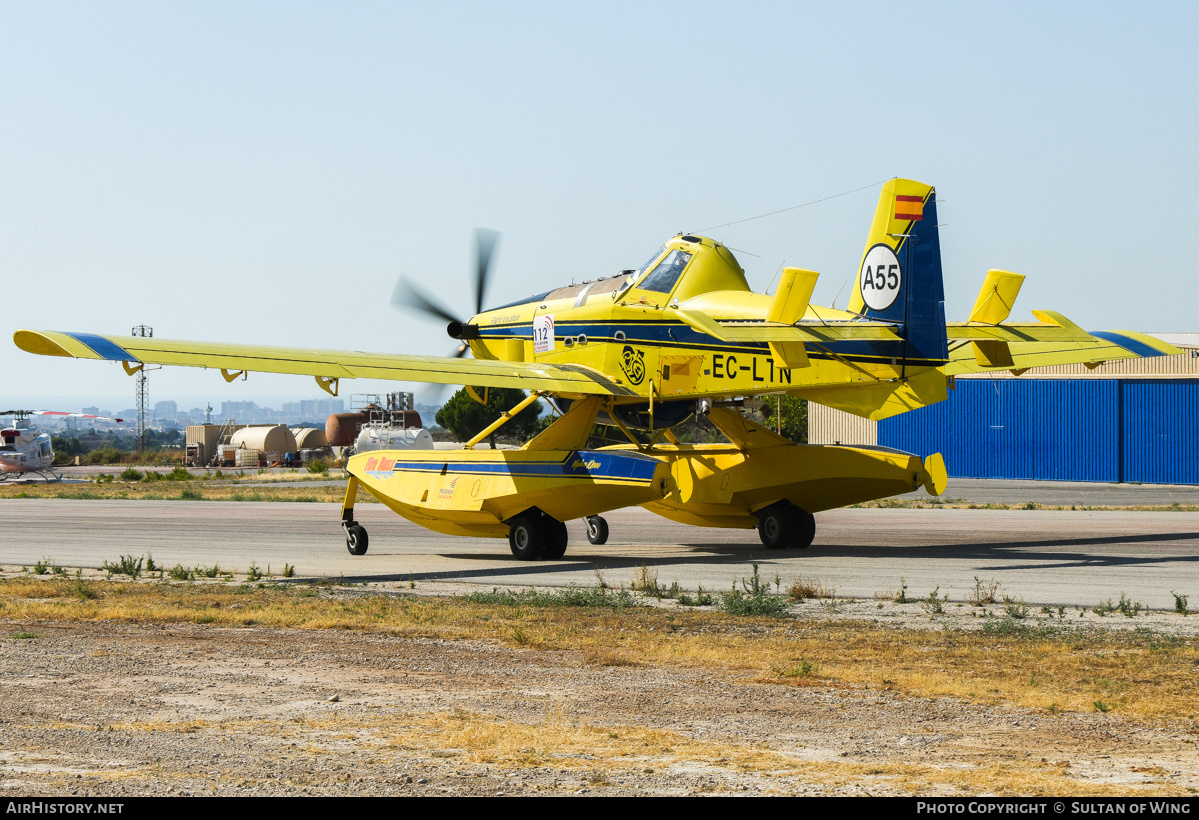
[392,228,500,358]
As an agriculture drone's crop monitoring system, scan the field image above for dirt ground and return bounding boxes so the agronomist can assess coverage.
[2,580,1199,797]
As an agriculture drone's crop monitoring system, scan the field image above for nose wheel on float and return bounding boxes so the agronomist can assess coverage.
[756,501,816,549]
[341,475,369,555]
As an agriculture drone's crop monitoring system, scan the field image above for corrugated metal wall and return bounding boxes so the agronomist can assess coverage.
[807,402,878,445]
[878,379,1198,484]
[1121,380,1199,484]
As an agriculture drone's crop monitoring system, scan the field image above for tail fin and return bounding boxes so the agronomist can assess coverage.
[847,178,948,365]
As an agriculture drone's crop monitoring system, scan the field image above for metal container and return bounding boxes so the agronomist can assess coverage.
[184,424,225,465]
[235,448,260,468]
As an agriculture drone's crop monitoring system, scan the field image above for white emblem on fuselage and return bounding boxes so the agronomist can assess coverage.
[859,243,902,311]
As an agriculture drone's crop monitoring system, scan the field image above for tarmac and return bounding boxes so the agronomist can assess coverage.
[2,487,1196,609]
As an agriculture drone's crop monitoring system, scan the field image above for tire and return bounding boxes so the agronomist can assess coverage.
[508,513,545,561]
[585,516,609,546]
[790,507,816,549]
[757,504,790,549]
[345,523,369,556]
[542,518,568,559]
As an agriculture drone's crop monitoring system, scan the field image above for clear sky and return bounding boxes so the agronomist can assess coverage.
[2,1,1195,409]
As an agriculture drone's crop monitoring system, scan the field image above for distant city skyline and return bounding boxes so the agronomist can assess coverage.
[7,395,444,432]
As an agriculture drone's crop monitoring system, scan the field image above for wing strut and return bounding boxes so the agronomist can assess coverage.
[464,391,542,450]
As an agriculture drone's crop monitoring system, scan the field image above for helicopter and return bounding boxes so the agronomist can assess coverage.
[14,178,1178,556]
[0,410,123,482]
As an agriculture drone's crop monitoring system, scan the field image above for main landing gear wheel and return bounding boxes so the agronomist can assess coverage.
[756,502,816,550]
[542,518,569,560]
[508,512,545,561]
[345,523,369,555]
[509,511,569,560]
[790,507,816,549]
[585,515,609,545]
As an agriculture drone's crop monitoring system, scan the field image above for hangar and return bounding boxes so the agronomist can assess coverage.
[809,334,1199,485]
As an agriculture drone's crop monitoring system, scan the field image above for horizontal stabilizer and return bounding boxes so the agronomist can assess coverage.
[945,326,1180,376]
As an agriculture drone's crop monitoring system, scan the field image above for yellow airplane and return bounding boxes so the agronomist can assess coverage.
[14,179,1178,558]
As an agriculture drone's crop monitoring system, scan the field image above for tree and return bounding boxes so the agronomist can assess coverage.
[434,387,542,448]
[758,396,807,443]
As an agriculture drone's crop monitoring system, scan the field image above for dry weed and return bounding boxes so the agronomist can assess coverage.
[1,578,1196,723]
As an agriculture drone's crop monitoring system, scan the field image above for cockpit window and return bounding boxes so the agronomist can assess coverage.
[637,250,692,294]
[635,245,667,276]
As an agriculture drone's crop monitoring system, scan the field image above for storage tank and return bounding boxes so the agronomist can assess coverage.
[229,424,297,454]
[353,425,434,452]
[326,408,423,447]
[291,427,328,450]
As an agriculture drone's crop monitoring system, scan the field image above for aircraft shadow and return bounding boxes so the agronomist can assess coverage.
[340,529,1199,584]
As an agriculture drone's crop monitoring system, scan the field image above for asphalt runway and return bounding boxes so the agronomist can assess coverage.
[4,499,1197,610]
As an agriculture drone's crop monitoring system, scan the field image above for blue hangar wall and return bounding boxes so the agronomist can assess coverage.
[878,379,1199,485]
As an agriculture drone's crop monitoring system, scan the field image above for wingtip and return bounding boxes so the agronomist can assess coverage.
[14,330,74,358]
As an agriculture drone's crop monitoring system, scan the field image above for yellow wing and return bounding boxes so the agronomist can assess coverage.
[13,330,637,397]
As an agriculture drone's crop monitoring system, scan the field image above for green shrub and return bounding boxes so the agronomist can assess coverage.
[86,447,125,466]
[168,564,195,581]
[119,467,144,482]
[307,459,328,474]
[102,554,144,579]
[719,564,789,617]
[462,587,637,609]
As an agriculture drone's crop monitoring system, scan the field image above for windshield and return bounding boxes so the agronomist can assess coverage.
[635,245,666,276]
[637,249,692,294]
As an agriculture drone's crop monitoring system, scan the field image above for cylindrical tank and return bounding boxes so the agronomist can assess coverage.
[353,426,434,452]
[325,408,423,447]
[291,427,329,449]
[230,424,297,454]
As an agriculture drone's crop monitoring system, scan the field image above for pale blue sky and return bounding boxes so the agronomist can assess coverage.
[3,1,1196,408]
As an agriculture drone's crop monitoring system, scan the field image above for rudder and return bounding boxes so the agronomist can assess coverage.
[847,179,948,366]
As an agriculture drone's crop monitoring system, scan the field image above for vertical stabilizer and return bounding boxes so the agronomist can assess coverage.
[847,179,948,365]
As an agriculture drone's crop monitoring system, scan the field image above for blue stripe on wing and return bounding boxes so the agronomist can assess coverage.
[1088,331,1164,359]
[63,333,137,362]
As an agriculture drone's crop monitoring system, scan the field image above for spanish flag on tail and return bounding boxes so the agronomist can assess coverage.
[894,194,924,222]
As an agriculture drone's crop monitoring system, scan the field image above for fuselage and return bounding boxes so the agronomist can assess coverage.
[453,234,940,410]
[0,427,53,473]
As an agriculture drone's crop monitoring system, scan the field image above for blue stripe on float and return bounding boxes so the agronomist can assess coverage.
[63,332,137,362]
[388,450,660,482]
[1088,330,1163,359]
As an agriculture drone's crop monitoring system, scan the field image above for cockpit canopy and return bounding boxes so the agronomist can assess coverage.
[620,234,749,306]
